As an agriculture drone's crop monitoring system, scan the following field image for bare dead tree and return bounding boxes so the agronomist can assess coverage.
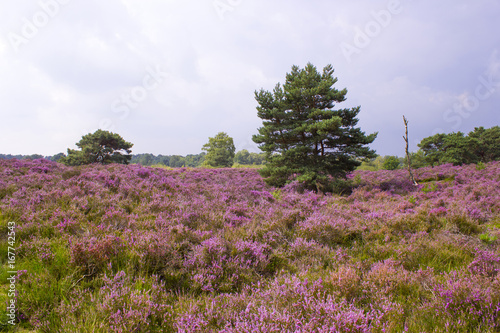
[403,116,418,186]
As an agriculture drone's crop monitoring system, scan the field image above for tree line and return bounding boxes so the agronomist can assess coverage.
[0,149,266,168]
[359,126,500,171]
[131,149,265,168]
[416,126,499,166]
[7,124,497,172]
[0,153,65,162]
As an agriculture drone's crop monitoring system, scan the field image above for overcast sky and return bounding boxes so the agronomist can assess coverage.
[1,0,499,157]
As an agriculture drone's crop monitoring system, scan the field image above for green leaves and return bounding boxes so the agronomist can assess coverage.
[202,132,235,168]
[383,156,401,170]
[61,130,133,166]
[417,126,500,166]
[253,63,377,191]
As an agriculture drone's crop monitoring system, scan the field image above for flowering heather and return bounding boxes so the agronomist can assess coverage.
[0,158,499,332]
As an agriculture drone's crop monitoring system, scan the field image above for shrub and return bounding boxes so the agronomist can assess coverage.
[70,235,124,275]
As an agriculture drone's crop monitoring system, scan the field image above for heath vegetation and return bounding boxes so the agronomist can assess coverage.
[0,158,498,332]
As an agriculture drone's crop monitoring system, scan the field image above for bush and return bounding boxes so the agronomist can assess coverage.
[383,156,401,170]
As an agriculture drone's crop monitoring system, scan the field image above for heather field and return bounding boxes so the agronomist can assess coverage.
[1,159,499,332]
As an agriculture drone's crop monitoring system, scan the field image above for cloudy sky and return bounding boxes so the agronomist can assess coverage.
[1,0,499,157]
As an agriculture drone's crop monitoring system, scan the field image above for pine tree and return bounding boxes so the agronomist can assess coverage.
[417,126,500,166]
[253,63,377,191]
[61,130,133,166]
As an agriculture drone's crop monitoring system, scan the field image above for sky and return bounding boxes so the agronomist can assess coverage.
[0,0,499,157]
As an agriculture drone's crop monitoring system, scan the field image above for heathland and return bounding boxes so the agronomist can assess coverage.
[0,159,499,332]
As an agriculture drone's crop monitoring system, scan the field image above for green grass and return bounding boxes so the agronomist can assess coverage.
[232,163,264,169]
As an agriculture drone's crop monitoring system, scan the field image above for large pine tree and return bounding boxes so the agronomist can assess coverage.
[253,63,377,191]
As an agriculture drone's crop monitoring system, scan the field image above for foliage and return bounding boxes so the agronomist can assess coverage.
[233,149,266,165]
[418,126,500,166]
[231,163,263,169]
[48,152,66,162]
[131,152,206,168]
[1,159,499,331]
[406,150,428,169]
[2,151,261,169]
[360,156,407,171]
[60,130,133,166]
[418,133,447,167]
[357,155,383,171]
[468,126,500,162]
[382,156,401,170]
[0,153,45,161]
[201,132,236,168]
[253,63,377,191]
[131,150,263,168]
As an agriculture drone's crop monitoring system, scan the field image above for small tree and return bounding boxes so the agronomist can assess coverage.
[202,132,235,168]
[382,156,400,170]
[253,63,377,191]
[61,130,133,166]
[234,149,251,165]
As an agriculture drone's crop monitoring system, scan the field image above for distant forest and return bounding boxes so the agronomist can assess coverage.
[0,150,266,168]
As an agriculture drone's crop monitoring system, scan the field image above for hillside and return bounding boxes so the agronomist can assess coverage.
[0,159,499,332]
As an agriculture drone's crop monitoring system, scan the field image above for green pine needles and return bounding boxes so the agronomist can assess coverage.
[61,130,133,166]
[253,63,377,192]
